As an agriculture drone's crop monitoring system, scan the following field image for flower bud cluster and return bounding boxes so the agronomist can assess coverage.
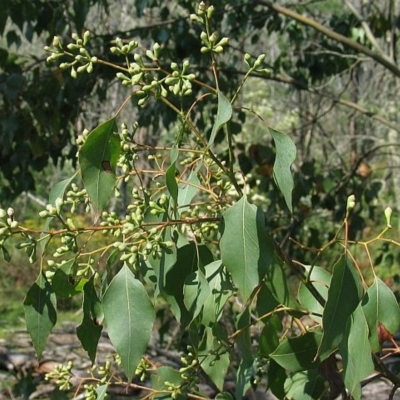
[243,53,271,75]
[65,184,89,214]
[52,232,79,258]
[45,361,73,391]
[118,123,139,177]
[45,31,97,78]
[165,60,196,96]
[110,37,139,56]
[135,358,151,382]
[178,345,200,393]
[0,207,18,239]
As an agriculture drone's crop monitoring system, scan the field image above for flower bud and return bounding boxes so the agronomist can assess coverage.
[346,194,356,213]
[384,207,392,228]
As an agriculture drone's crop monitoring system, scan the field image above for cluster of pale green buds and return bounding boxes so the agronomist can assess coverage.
[118,122,139,175]
[45,31,98,78]
[190,2,215,23]
[76,129,90,146]
[165,60,196,96]
[53,232,78,257]
[244,53,271,75]
[111,37,139,56]
[45,361,73,391]
[83,384,98,400]
[39,198,64,218]
[65,184,89,214]
[200,31,229,54]
[0,207,18,236]
[178,346,200,392]
[135,358,151,382]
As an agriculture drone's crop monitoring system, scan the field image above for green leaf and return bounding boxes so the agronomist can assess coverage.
[177,168,200,215]
[258,314,282,357]
[284,370,326,400]
[95,385,108,400]
[235,309,254,399]
[267,360,287,400]
[79,117,121,214]
[183,269,211,320]
[102,264,155,379]
[199,327,230,391]
[202,261,234,326]
[317,257,363,360]
[51,259,84,298]
[49,172,78,206]
[215,393,234,400]
[76,278,103,363]
[339,304,374,400]
[298,266,331,323]
[270,331,323,372]
[151,366,183,399]
[145,215,177,296]
[220,196,267,302]
[269,128,296,213]
[166,146,179,206]
[208,91,232,147]
[162,243,213,327]
[23,271,57,358]
[362,277,400,352]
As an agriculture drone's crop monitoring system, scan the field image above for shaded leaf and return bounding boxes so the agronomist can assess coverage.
[79,117,121,214]
[235,309,254,399]
[339,304,374,400]
[23,271,57,358]
[77,278,103,363]
[166,146,179,206]
[269,128,296,213]
[270,331,323,372]
[202,261,234,326]
[49,172,78,206]
[298,266,331,323]
[151,366,183,399]
[284,370,326,400]
[52,259,85,298]
[208,91,232,147]
[183,269,211,321]
[95,385,108,400]
[317,257,363,360]
[102,264,155,379]
[362,277,400,352]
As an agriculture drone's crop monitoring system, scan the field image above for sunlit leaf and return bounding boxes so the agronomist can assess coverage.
[220,196,267,302]
[23,271,57,358]
[183,269,211,320]
[177,168,200,215]
[79,117,120,214]
[102,264,155,379]
[269,128,296,213]
[284,370,326,400]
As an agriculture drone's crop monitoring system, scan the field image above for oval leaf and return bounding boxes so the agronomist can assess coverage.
[220,196,266,302]
[79,117,121,214]
[102,264,155,379]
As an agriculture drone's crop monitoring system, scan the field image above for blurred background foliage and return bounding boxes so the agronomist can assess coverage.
[2,0,400,294]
